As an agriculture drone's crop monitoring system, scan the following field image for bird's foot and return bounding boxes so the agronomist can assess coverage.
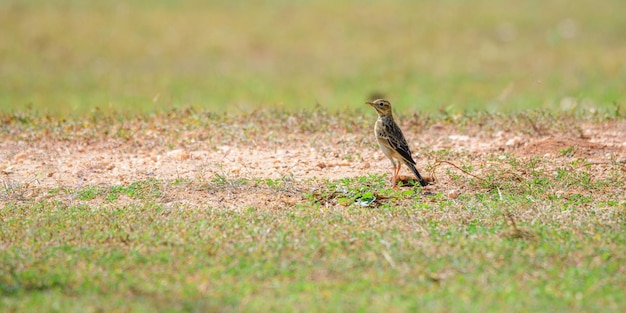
[391,177,399,190]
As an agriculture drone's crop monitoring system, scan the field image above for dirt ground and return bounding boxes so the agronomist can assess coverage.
[2,116,625,206]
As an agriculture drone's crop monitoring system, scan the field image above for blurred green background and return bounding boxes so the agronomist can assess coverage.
[1,0,624,115]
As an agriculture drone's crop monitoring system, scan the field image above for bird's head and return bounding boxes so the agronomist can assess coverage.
[366,99,393,117]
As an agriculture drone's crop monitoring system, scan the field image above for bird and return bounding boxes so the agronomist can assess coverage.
[366,99,427,188]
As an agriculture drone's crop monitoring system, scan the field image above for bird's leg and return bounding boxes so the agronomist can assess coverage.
[388,162,396,183]
[392,163,401,189]
[390,173,398,189]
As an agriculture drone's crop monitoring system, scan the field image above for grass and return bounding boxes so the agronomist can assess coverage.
[2,172,625,312]
[1,108,625,312]
[1,0,625,114]
[2,0,626,311]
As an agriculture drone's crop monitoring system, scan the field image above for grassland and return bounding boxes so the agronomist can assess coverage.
[1,0,625,114]
[2,108,625,312]
[2,1,626,312]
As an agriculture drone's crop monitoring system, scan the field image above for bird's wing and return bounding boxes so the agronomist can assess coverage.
[379,120,417,165]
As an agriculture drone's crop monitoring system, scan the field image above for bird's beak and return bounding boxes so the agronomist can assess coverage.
[366,101,374,106]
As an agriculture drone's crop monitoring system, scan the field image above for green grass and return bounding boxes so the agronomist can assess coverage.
[1,109,625,312]
[1,0,625,115]
[2,169,625,312]
[2,0,626,311]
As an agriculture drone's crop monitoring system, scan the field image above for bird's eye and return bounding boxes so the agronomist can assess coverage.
[378,103,384,107]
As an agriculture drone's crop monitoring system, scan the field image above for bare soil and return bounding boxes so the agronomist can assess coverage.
[2,115,625,207]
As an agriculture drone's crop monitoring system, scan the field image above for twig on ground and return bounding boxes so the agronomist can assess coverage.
[430,159,488,183]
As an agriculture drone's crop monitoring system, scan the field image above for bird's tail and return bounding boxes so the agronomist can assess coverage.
[406,162,427,187]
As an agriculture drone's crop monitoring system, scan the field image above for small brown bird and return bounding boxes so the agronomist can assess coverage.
[367,99,427,188]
